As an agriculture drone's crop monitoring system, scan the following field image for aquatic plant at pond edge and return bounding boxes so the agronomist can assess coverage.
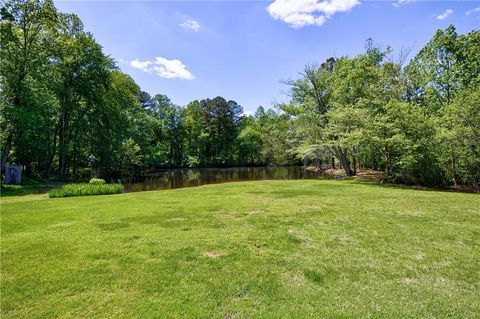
[49,183,124,198]
[89,178,106,185]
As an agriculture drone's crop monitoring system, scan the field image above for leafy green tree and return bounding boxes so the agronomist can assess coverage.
[438,88,480,190]
[151,94,184,166]
[200,97,243,165]
[0,0,57,173]
[117,137,141,176]
[406,26,480,184]
[52,13,114,177]
[259,109,291,165]
[182,100,206,164]
[406,25,460,111]
[235,116,262,165]
[282,49,392,176]
[366,101,439,183]
[91,71,139,177]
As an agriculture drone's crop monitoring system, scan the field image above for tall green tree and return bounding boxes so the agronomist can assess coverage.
[438,88,480,190]
[0,0,57,173]
[406,26,480,185]
[200,97,243,165]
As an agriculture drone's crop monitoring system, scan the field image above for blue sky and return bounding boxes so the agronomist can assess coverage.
[55,0,479,113]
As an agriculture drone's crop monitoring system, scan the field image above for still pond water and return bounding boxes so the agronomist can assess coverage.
[124,166,322,192]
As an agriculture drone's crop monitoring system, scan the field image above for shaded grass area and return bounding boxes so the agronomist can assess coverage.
[49,183,124,198]
[0,179,62,197]
[1,180,479,318]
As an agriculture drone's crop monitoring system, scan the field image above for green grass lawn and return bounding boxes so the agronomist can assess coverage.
[1,179,62,197]
[1,180,479,318]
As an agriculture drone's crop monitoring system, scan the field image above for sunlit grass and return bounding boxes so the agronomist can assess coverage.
[1,180,479,318]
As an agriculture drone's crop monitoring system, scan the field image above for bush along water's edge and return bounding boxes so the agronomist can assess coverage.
[49,183,124,198]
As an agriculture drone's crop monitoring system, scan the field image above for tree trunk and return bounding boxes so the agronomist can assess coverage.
[45,158,54,179]
[383,146,393,179]
[59,149,67,177]
[58,111,69,177]
[24,161,32,177]
[72,126,79,179]
[58,87,70,178]
[383,154,390,179]
[339,155,352,176]
[45,125,59,179]
[330,147,352,176]
[337,150,352,176]
[314,157,320,169]
[1,134,13,174]
[451,148,458,187]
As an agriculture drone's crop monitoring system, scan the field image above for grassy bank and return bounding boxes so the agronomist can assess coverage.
[0,179,62,197]
[1,180,479,318]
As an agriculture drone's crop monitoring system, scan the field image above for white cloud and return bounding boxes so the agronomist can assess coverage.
[129,57,194,80]
[130,59,152,73]
[436,9,453,20]
[466,7,480,16]
[152,57,195,80]
[392,0,414,8]
[266,0,360,28]
[180,19,201,32]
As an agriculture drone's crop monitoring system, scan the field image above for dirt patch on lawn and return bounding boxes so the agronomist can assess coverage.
[203,251,225,258]
[49,221,73,228]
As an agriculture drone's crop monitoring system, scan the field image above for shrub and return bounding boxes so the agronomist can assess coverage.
[89,178,106,185]
[186,155,200,168]
[49,183,124,198]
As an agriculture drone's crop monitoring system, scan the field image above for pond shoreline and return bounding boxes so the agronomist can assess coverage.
[3,167,477,197]
[123,166,324,193]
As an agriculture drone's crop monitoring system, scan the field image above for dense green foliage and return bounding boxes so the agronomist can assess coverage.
[2,180,479,317]
[282,32,479,189]
[0,0,291,180]
[48,183,123,197]
[1,1,478,189]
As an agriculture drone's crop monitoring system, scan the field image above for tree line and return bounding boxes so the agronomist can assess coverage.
[1,0,479,190]
[282,31,479,189]
[0,0,291,181]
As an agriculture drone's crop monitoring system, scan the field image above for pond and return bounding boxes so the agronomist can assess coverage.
[123,166,323,192]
